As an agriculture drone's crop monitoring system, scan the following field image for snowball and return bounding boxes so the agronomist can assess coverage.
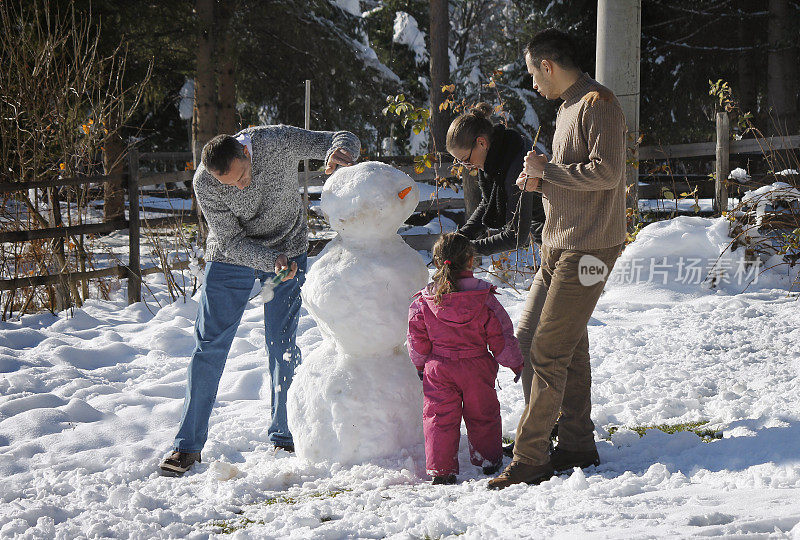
[261,282,275,303]
[208,461,240,481]
[565,467,590,490]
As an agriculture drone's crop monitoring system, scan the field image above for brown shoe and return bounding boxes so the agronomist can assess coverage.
[487,460,554,489]
[550,446,600,472]
[159,451,201,476]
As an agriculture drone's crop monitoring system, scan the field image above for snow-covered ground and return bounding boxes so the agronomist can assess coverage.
[1,217,799,538]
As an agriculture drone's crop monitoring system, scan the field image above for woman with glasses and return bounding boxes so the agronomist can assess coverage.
[447,102,545,260]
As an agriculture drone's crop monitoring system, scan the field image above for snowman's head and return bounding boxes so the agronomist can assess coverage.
[321,161,419,239]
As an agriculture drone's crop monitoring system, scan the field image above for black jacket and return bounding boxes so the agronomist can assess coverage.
[458,125,546,255]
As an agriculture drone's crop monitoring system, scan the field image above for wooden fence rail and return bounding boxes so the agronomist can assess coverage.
[638,133,800,160]
[0,153,463,301]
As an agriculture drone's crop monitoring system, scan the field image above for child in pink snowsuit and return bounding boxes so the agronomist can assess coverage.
[407,233,523,484]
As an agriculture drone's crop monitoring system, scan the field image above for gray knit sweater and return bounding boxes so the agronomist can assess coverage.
[193,125,361,273]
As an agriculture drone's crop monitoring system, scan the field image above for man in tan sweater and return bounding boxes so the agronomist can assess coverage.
[489,28,627,489]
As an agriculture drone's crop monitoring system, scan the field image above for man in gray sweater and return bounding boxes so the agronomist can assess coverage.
[160,125,360,475]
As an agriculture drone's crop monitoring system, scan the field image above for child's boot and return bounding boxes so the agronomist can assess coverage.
[432,474,457,485]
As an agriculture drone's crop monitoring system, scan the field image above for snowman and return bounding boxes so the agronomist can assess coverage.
[286,161,429,465]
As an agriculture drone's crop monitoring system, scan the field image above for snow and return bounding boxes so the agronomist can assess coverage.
[741,181,800,205]
[330,0,360,17]
[347,36,401,84]
[287,162,428,465]
[407,126,428,155]
[740,181,800,229]
[1,214,800,537]
[177,79,194,121]
[639,197,738,214]
[728,167,750,182]
[392,11,427,65]
[416,181,462,201]
[400,215,458,236]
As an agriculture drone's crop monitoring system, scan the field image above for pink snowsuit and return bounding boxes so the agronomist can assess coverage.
[407,272,524,476]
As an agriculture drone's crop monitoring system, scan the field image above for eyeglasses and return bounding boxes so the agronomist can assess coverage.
[452,139,477,168]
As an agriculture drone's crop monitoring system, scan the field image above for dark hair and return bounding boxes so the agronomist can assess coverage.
[524,28,579,71]
[201,134,247,175]
[446,102,494,155]
[431,233,475,304]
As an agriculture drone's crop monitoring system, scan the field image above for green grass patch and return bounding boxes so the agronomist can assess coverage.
[260,488,352,506]
[608,421,722,442]
[210,517,266,534]
[209,489,353,534]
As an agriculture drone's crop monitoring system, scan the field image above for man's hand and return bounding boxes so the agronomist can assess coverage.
[523,150,548,180]
[325,148,356,174]
[515,171,540,192]
[582,87,614,107]
[274,254,298,282]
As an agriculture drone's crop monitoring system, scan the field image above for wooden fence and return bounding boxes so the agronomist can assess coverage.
[3,123,797,307]
[0,150,199,305]
[0,152,463,305]
[637,114,800,212]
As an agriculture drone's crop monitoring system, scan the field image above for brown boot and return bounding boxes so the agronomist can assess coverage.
[159,451,201,476]
[550,446,600,472]
[487,460,554,489]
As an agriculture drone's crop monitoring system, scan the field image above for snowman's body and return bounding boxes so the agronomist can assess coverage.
[287,162,429,465]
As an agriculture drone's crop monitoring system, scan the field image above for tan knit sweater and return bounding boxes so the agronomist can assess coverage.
[539,73,627,250]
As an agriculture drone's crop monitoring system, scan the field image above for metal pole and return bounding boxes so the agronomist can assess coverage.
[304,80,311,209]
[596,0,641,224]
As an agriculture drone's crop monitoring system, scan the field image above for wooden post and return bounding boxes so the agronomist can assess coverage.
[715,112,730,214]
[304,79,311,209]
[127,149,141,304]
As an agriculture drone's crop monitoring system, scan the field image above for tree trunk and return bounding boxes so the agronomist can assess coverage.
[216,1,238,135]
[767,0,799,135]
[429,0,450,154]
[193,0,217,242]
[194,0,218,162]
[102,109,126,222]
[736,0,758,123]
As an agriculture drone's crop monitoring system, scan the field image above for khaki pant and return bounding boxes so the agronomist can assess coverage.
[513,243,623,466]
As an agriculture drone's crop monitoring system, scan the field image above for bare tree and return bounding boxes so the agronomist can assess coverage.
[0,0,149,315]
[429,0,450,154]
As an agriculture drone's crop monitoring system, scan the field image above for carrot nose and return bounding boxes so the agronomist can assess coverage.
[398,186,412,199]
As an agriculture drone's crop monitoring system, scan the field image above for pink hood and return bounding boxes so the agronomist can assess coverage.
[419,276,496,327]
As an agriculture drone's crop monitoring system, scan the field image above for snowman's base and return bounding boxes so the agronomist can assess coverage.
[287,340,424,466]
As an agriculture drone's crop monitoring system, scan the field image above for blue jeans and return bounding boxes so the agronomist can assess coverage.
[172,254,307,452]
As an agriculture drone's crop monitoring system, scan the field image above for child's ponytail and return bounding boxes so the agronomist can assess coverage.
[431,233,475,304]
